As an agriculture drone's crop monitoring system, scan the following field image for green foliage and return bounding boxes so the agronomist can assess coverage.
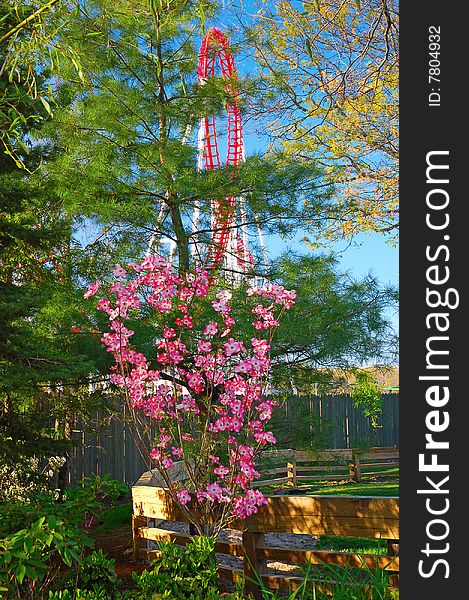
[0,515,93,599]
[253,560,397,600]
[48,589,109,600]
[75,550,121,598]
[67,475,129,505]
[266,254,398,391]
[0,0,84,169]
[316,536,388,555]
[0,477,127,598]
[351,371,383,427]
[0,455,65,503]
[98,504,133,532]
[0,475,121,539]
[129,536,219,600]
[0,142,113,491]
[268,398,333,451]
[41,0,332,277]
[247,0,399,244]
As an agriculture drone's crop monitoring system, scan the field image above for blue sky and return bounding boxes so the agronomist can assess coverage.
[263,228,399,333]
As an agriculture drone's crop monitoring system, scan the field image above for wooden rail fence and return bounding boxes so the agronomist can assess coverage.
[254,446,399,488]
[132,463,399,596]
[65,394,399,486]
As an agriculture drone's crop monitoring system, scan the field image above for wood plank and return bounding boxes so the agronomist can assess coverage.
[293,449,353,462]
[259,573,398,593]
[132,485,187,521]
[257,467,288,476]
[138,527,190,546]
[295,474,351,481]
[251,477,290,487]
[362,450,399,460]
[218,564,243,584]
[360,462,399,469]
[256,547,399,572]
[243,495,399,539]
[137,527,244,557]
[296,465,350,473]
[133,488,399,540]
[133,515,148,561]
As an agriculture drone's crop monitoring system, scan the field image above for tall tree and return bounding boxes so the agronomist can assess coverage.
[42,0,332,278]
[267,253,398,392]
[224,252,397,394]
[0,145,108,483]
[0,0,82,168]
[0,3,109,490]
[242,0,398,245]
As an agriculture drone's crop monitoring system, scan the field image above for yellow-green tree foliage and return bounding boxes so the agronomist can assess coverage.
[250,0,398,244]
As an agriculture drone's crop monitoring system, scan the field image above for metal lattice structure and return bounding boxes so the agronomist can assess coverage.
[195,27,266,283]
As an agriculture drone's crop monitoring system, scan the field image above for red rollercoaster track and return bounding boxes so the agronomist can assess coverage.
[198,27,253,275]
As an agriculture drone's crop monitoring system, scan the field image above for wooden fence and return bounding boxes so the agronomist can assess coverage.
[132,465,400,597]
[254,446,399,487]
[66,394,399,486]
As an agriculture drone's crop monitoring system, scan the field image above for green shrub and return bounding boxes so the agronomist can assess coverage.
[253,560,398,600]
[0,477,124,599]
[128,536,219,600]
[76,549,121,598]
[0,515,93,599]
[48,589,108,599]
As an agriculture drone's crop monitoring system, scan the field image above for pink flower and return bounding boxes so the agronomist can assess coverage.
[212,300,230,314]
[177,490,191,505]
[214,465,229,478]
[112,264,126,278]
[223,338,245,357]
[254,431,277,444]
[186,371,204,393]
[206,482,223,501]
[84,280,100,298]
[204,322,218,336]
[198,340,212,353]
[216,290,232,302]
[89,252,296,527]
[97,298,111,312]
[162,457,173,469]
[149,448,162,461]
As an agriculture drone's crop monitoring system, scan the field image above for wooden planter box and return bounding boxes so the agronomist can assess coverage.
[132,462,399,597]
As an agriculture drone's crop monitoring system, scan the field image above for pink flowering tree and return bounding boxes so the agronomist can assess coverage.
[84,255,295,536]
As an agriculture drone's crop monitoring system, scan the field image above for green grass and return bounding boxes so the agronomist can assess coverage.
[286,466,399,478]
[316,535,389,555]
[97,502,133,531]
[259,476,399,497]
[307,480,399,497]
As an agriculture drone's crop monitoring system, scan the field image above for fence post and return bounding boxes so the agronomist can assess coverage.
[350,449,361,482]
[387,540,400,588]
[132,515,148,562]
[242,530,266,599]
[286,450,297,486]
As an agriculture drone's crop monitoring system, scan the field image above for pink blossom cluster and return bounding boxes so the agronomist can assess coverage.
[84,255,295,526]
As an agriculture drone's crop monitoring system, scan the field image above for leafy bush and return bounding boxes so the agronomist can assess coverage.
[0,515,92,599]
[0,474,128,539]
[254,560,398,600]
[0,456,66,503]
[75,549,121,598]
[0,477,125,598]
[128,536,219,600]
[351,371,383,428]
[48,589,108,599]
